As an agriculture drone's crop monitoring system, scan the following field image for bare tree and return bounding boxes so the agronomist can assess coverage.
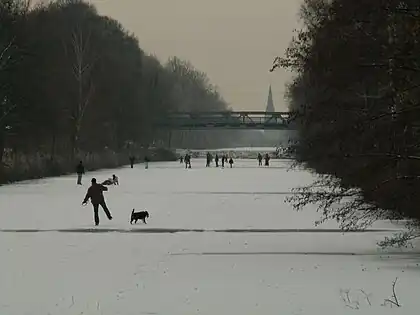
[0,28,18,167]
[63,26,96,158]
[0,39,16,123]
[273,0,420,245]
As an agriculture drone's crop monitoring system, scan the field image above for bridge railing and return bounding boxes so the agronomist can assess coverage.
[156,111,295,130]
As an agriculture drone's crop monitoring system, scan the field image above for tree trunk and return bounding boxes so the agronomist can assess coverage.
[70,128,78,162]
[0,130,4,178]
[49,129,55,158]
[0,131,4,161]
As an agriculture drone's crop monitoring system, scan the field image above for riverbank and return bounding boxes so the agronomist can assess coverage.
[0,147,176,185]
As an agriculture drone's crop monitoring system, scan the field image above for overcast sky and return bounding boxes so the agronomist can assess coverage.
[86,0,301,111]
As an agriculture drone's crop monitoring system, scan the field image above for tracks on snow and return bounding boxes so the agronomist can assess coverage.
[0,227,399,234]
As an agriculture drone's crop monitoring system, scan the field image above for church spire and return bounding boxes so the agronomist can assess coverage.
[265,85,275,112]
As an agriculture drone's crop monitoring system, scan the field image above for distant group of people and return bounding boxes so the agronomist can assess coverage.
[178,152,272,169]
[129,155,150,169]
[207,152,234,168]
[180,152,235,168]
[257,153,271,166]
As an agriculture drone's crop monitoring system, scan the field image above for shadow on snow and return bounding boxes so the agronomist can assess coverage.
[0,228,399,234]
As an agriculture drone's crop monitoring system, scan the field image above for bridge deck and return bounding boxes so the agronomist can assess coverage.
[156,111,295,130]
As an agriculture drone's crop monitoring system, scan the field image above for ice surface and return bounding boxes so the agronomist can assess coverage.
[0,158,419,314]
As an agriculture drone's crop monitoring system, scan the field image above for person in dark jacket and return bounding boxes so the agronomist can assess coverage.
[82,178,113,226]
[206,152,211,167]
[76,161,85,185]
[129,156,135,168]
[257,153,263,166]
[229,157,234,168]
[144,155,150,169]
[184,153,191,169]
[215,154,219,167]
[264,153,270,166]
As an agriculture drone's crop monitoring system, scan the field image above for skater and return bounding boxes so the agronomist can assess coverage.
[215,154,219,167]
[229,157,234,168]
[82,178,113,226]
[264,153,270,166]
[221,154,225,168]
[129,156,135,168]
[179,155,184,163]
[206,152,211,167]
[185,153,191,169]
[76,161,85,185]
[187,154,191,168]
[258,153,263,166]
[144,155,150,169]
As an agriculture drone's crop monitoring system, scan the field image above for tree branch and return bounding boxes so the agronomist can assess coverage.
[383,278,401,307]
[0,106,17,123]
[0,39,15,71]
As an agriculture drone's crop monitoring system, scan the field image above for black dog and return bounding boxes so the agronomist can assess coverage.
[130,209,149,224]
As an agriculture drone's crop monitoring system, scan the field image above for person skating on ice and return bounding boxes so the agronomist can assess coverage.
[82,178,113,226]
[76,161,85,185]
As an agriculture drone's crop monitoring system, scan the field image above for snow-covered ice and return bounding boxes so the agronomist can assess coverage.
[0,158,419,314]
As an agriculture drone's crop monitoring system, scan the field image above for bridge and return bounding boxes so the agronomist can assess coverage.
[156,111,296,130]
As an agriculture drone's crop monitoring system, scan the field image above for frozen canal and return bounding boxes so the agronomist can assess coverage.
[0,158,419,314]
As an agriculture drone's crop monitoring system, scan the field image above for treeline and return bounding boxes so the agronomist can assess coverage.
[274,0,420,245]
[0,0,237,182]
